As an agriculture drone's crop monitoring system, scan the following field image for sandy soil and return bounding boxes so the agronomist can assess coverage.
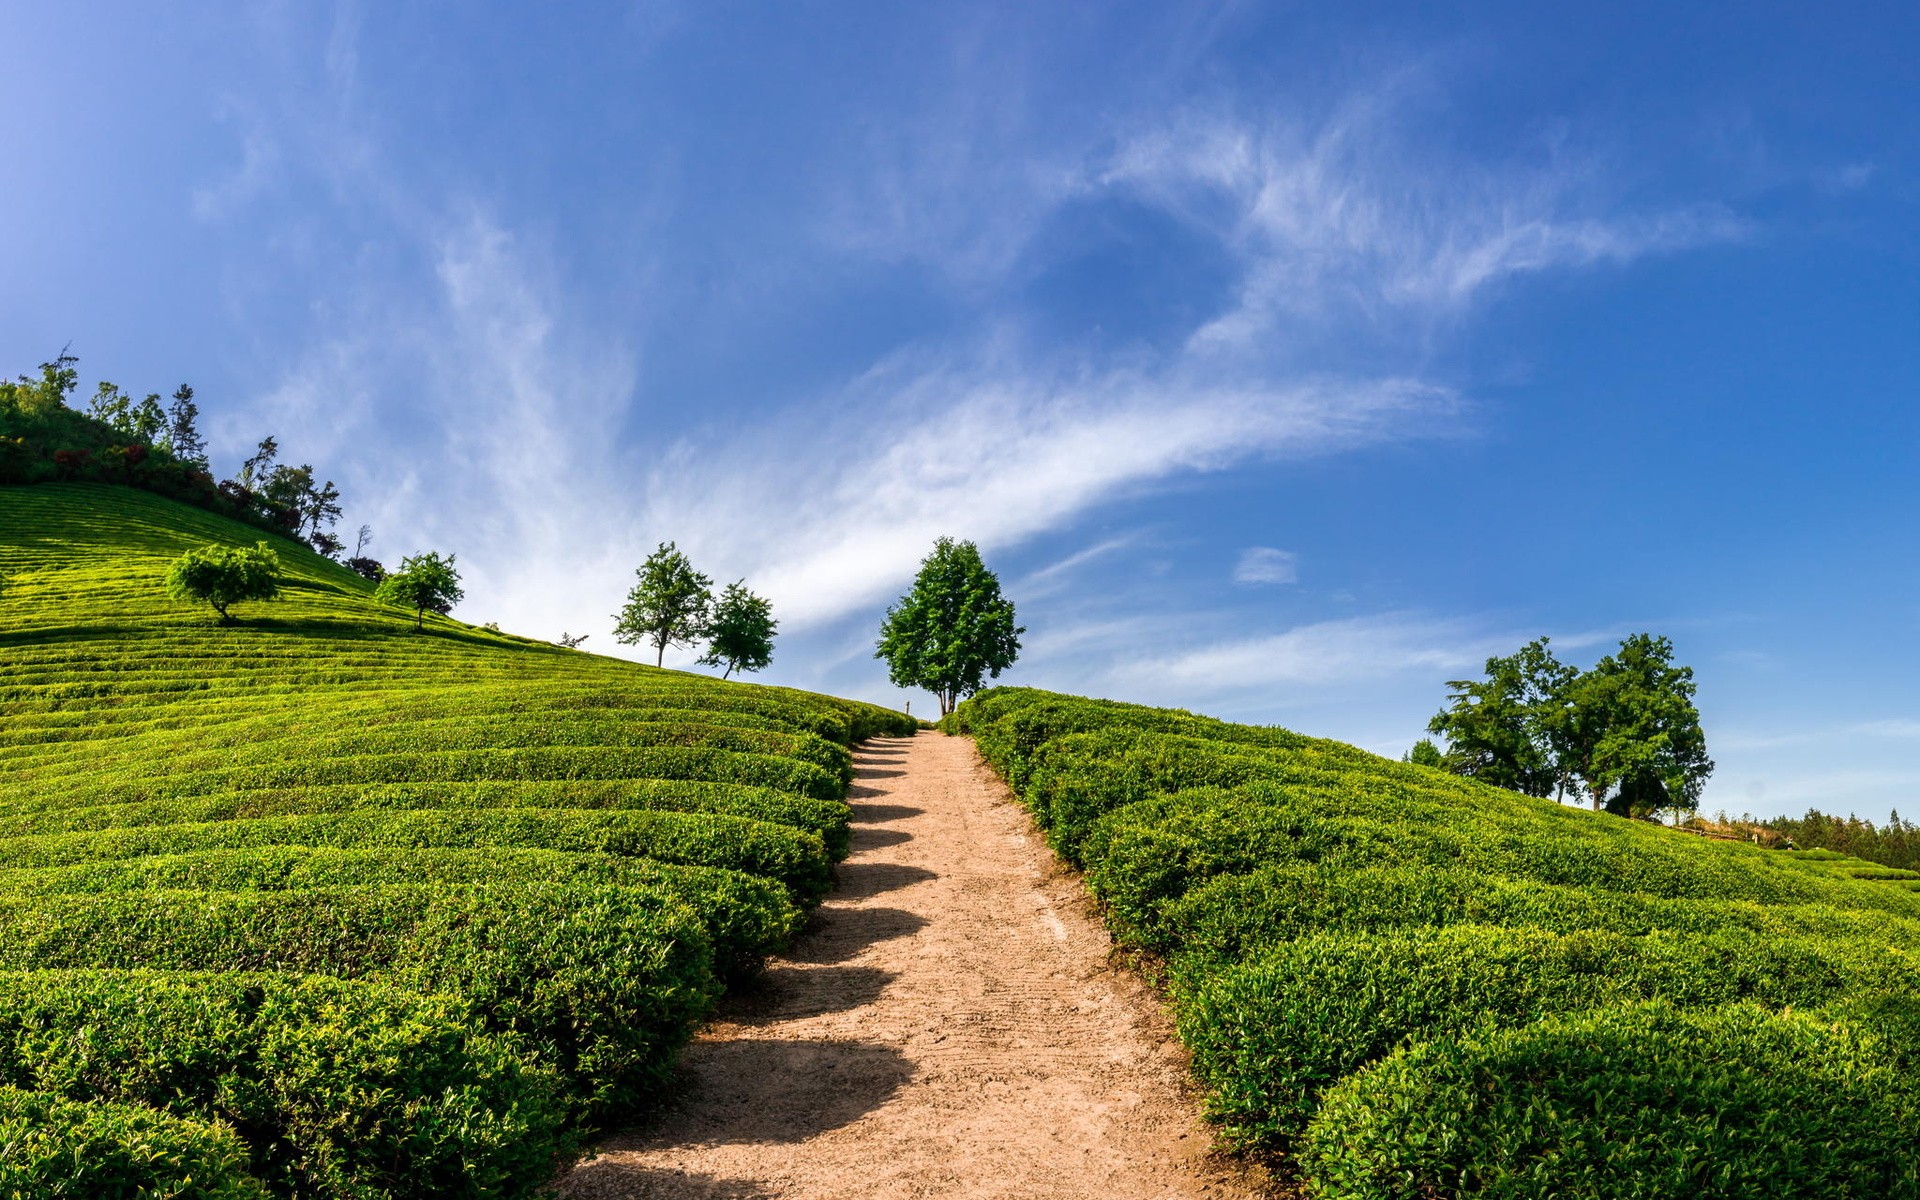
[559,732,1273,1200]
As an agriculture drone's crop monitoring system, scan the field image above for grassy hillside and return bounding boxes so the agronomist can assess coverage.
[950,688,1920,1199]
[0,482,913,1198]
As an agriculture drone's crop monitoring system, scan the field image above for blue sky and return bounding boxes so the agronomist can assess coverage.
[4,2,1916,820]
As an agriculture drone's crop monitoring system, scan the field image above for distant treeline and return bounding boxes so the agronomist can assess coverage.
[0,351,347,556]
[1694,809,1920,873]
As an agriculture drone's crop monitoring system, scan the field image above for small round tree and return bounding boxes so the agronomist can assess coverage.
[699,580,776,680]
[165,542,282,625]
[613,542,713,667]
[375,551,464,630]
[875,537,1023,717]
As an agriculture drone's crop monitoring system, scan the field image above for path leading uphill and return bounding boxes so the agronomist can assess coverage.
[560,732,1270,1200]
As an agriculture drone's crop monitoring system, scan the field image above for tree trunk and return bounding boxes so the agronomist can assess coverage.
[656,641,665,668]
[722,664,733,681]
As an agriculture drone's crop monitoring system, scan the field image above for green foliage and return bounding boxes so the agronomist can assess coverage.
[0,970,570,1198]
[374,550,463,629]
[1427,637,1568,796]
[699,579,776,679]
[0,482,915,1189]
[876,536,1022,716]
[613,541,712,666]
[0,883,719,1120]
[0,1085,268,1199]
[951,686,1920,1189]
[1305,1003,1920,1199]
[1402,736,1442,767]
[165,541,282,624]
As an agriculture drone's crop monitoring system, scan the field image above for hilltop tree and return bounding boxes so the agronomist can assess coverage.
[699,581,776,679]
[1555,633,1713,817]
[165,542,281,625]
[875,536,1023,718]
[376,551,463,630]
[1427,638,1570,797]
[613,542,712,667]
[1403,737,1444,768]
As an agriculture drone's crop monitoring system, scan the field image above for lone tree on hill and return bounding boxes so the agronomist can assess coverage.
[165,542,281,625]
[376,551,463,630]
[875,536,1023,718]
[700,581,777,679]
[614,542,713,667]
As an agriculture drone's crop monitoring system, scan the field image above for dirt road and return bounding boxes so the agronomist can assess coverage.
[560,732,1268,1200]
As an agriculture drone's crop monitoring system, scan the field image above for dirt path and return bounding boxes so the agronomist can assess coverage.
[559,732,1269,1200]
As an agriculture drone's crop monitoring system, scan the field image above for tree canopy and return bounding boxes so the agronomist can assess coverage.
[699,581,776,680]
[164,542,281,625]
[875,537,1023,717]
[1427,633,1712,819]
[613,542,713,667]
[375,551,463,630]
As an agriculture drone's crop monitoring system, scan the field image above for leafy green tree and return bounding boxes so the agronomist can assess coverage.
[613,542,713,667]
[1427,638,1570,797]
[1556,633,1712,817]
[1403,737,1444,768]
[375,551,464,630]
[875,536,1023,717]
[699,581,776,679]
[165,542,281,625]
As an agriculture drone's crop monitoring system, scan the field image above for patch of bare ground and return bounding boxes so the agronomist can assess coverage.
[560,732,1277,1200]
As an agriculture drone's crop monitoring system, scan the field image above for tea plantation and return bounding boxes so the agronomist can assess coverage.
[948,688,1920,1199]
[0,483,913,1198]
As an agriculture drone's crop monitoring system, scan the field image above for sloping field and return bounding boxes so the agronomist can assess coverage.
[0,482,913,1198]
[950,688,1920,1199]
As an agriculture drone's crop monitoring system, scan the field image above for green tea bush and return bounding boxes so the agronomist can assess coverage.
[1303,1002,1920,1200]
[0,806,833,903]
[950,685,1920,1178]
[0,846,801,981]
[1175,923,1919,1148]
[0,970,570,1198]
[0,882,719,1119]
[0,778,853,859]
[0,1085,268,1199]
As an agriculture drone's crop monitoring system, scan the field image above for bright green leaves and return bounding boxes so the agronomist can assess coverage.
[613,541,713,667]
[374,550,463,630]
[165,541,282,625]
[875,536,1023,717]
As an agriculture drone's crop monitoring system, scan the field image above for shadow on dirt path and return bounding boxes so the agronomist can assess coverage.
[559,733,1273,1200]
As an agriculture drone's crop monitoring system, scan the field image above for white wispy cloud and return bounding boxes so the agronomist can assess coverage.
[1234,546,1298,585]
[1107,611,1505,692]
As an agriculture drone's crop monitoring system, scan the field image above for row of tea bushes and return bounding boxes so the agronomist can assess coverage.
[948,687,1920,1198]
[0,483,915,1196]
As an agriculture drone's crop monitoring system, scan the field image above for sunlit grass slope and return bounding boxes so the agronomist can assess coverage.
[951,688,1920,1200]
[0,482,913,1199]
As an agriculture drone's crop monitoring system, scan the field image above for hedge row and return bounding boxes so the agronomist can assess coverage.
[0,1085,267,1199]
[0,806,834,903]
[7,716,854,792]
[1305,1002,1920,1199]
[0,970,568,1198]
[8,743,844,808]
[948,687,1920,1190]
[0,845,801,982]
[0,778,854,860]
[0,882,717,1120]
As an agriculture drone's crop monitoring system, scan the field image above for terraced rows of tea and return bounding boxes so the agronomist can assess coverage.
[951,689,1920,1199]
[0,483,913,1198]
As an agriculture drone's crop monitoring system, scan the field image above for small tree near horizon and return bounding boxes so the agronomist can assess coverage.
[165,542,281,625]
[375,551,463,630]
[1404,737,1444,768]
[875,536,1023,718]
[700,580,776,680]
[613,542,713,667]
